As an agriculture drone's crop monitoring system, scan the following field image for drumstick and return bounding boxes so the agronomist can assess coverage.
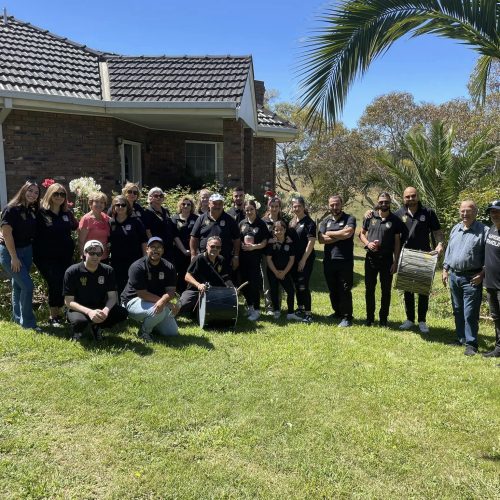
[236,281,249,293]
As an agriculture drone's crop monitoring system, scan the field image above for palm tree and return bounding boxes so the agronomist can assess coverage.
[299,0,500,126]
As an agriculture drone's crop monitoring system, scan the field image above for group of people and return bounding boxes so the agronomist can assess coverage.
[0,180,499,358]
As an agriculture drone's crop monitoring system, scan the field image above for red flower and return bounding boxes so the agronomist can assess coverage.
[42,178,55,188]
[265,190,275,198]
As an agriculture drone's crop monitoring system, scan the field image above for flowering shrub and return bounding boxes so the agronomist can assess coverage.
[41,178,55,189]
[69,177,101,216]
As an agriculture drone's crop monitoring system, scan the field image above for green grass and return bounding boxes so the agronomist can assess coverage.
[1,250,499,499]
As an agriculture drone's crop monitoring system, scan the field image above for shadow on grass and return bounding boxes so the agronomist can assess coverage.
[154,334,215,350]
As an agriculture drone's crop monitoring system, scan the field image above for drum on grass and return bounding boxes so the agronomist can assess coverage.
[199,286,238,329]
[394,247,438,296]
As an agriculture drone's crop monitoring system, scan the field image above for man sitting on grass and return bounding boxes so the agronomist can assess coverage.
[63,240,127,341]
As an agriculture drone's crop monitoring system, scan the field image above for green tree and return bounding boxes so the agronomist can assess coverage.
[299,0,500,125]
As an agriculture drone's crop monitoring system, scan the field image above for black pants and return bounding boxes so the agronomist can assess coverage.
[240,255,262,309]
[404,292,429,323]
[35,255,73,308]
[267,269,295,313]
[365,254,393,322]
[174,252,190,294]
[178,289,200,317]
[487,288,500,348]
[291,255,314,311]
[67,304,128,333]
[323,259,354,320]
[111,260,133,296]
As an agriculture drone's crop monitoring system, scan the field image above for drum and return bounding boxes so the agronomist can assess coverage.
[394,247,438,296]
[199,286,238,329]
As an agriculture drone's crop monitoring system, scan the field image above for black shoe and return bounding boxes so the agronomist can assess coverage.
[379,320,388,327]
[91,325,104,341]
[464,345,478,356]
[328,312,341,320]
[365,320,373,327]
[71,331,83,341]
[302,313,313,324]
[482,348,500,358]
[448,340,464,347]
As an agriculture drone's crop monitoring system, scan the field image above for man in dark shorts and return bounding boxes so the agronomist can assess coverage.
[227,186,246,224]
[63,240,127,341]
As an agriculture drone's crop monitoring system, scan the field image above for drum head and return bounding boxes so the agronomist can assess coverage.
[198,287,238,330]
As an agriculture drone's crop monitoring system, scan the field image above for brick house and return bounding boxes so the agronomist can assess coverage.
[0,16,296,205]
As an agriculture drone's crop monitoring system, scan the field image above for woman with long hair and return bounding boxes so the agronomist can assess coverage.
[239,200,270,321]
[0,181,41,330]
[289,196,316,324]
[109,194,148,294]
[171,196,198,293]
[107,182,145,220]
[262,196,283,234]
[78,191,110,262]
[33,183,78,326]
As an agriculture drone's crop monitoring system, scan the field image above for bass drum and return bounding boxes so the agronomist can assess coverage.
[199,286,238,330]
[394,247,438,296]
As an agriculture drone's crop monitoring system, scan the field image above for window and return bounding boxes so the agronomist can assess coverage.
[186,141,223,182]
[119,140,142,185]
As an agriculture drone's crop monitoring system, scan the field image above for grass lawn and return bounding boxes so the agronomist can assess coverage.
[1,249,499,498]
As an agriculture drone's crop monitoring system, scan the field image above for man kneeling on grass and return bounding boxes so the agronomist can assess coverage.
[121,237,178,342]
[63,240,128,341]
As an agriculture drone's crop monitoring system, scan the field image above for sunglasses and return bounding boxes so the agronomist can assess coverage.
[127,190,139,195]
[152,194,164,199]
[87,251,103,257]
[181,202,192,207]
[209,245,221,249]
[115,203,127,208]
[53,192,66,198]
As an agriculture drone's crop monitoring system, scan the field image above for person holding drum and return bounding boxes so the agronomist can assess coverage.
[318,195,356,327]
[395,187,444,333]
[178,236,234,316]
[483,200,500,358]
[122,237,178,342]
[442,200,488,356]
[227,186,246,224]
[359,192,404,327]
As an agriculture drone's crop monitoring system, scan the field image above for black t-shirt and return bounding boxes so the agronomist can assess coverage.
[142,205,175,260]
[0,204,37,248]
[171,213,199,249]
[63,262,117,309]
[186,253,230,289]
[319,212,356,261]
[121,256,177,305]
[484,225,500,289]
[394,204,441,252]
[109,216,147,265]
[290,215,316,260]
[33,208,77,259]
[265,239,296,271]
[239,217,270,260]
[227,206,246,225]
[363,212,404,257]
[190,211,239,260]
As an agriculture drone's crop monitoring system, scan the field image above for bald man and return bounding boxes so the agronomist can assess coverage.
[395,187,444,333]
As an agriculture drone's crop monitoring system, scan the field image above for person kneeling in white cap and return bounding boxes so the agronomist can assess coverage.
[63,240,128,341]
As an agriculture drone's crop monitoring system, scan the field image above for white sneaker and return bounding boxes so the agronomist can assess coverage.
[419,321,430,333]
[399,320,415,330]
[248,310,260,321]
[286,312,303,321]
[273,310,281,320]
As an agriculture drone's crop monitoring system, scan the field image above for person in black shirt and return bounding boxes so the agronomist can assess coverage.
[318,195,356,327]
[171,196,198,293]
[0,181,41,331]
[178,236,234,316]
[483,200,500,358]
[107,182,146,223]
[289,196,316,324]
[265,220,298,320]
[239,200,270,321]
[190,193,240,268]
[109,195,148,294]
[227,186,246,224]
[122,237,178,342]
[34,183,78,327]
[63,240,127,341]
[359,192,404,327]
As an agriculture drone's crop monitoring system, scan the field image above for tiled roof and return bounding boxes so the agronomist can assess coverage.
[0,17,103,99]
[257,106,295,129]
[107,56,252,103]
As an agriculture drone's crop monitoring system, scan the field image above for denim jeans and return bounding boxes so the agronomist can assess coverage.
[126,297,178,336]
[449,271,483,347]
[0,244,37,329]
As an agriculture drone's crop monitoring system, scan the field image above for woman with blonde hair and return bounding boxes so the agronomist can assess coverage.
[34,183,78,326]
[196,188,211,215]
[0,181,41,330]
[107,182,146,221]
[78,191,110,261]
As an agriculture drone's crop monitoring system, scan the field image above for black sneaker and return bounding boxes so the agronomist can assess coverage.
[464,345,477,356]
[379,319,388,327]
[365,320,373,327]
[91,325,104,341]
[302,313,313,324]
[71,331,83,341]
[138,327,153,343]
[48,316,64,328]
[482,348,500,358]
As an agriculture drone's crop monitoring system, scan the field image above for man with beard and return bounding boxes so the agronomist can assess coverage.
[395,187,444,333]
[227,186,246,224]
[318,195,356,327]
[359,192,404,327]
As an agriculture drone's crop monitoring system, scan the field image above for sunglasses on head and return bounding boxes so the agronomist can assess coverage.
[87,251,103,257]
[115,203,127,208]
[53,192,66,198]
[127,190,139,195]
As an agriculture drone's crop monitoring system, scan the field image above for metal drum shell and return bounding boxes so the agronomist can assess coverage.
[199,286,238,330]
[394,248,438,296]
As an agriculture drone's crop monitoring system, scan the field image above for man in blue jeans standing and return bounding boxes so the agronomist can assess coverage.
[442,200,489,356]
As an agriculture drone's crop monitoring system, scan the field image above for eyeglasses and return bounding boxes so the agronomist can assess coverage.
[53,192,66,198]
[208,245,221,249]
[87,251,103,257]
[114,203,127,208]
[181,203,192,207]
[127,190,139,195]
[152,194,164,199]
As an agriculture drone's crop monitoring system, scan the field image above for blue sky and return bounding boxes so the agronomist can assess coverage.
[7,0,478,128]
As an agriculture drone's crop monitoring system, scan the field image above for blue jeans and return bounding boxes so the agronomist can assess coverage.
[449,271,482,347]
[0,244,37,328]
[125,297,178,336]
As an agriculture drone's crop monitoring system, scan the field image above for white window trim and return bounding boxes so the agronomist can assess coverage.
[185,140,223,181]
[119,139,142,186]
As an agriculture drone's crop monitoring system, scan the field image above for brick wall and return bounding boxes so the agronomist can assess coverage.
[223,118,244,187]
[252,137,276,195]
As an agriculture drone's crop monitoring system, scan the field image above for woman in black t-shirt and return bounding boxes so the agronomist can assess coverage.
[289,196,316,323]
[0,181,41,330]
[34,183,78,327]
[239,200,270,321]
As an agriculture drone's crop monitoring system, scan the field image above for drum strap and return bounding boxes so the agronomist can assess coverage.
[403,218,418,250]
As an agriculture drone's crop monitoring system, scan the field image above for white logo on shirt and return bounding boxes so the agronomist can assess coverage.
[62,215,69,222]
[420,215,426,222]
[386,221,392,229]
[220,220,226,227]
[159,272,164,280]
[98,276,105,285]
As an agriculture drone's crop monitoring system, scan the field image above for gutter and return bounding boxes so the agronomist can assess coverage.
[0,98,12,207]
